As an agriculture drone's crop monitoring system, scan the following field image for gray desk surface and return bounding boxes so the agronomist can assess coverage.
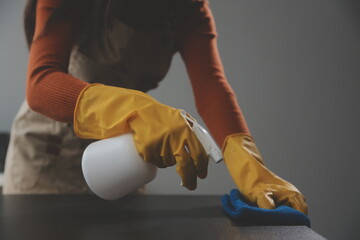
[0,194,325,240]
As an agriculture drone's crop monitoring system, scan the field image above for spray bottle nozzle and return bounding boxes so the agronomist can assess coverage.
[180,110,223,163]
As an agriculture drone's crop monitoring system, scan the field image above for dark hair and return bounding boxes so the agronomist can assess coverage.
[24,0,116,49]
[24,0,204,49]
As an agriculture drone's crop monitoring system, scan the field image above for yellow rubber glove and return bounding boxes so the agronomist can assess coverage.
[74,84,208,190]
[223,133,308,214]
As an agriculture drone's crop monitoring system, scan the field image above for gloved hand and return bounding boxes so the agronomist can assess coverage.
[74,84,208,190]
[223,133,308,214]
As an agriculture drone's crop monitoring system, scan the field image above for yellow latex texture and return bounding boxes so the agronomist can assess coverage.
[74,84,208,190]
[223,133,308,214]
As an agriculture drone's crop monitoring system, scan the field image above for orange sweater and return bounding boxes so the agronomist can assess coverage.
[27,0,250,147]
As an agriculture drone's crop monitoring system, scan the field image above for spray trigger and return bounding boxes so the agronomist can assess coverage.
[180,110,223,163]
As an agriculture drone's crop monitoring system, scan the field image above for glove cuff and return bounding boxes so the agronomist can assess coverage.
[222,133,265,165]
[222,132,254,152]
[73,83,104,138]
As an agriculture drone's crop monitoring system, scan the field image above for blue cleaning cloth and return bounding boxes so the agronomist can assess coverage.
[222,189,310,227]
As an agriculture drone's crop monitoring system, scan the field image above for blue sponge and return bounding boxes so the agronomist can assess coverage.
[222,189,311,227]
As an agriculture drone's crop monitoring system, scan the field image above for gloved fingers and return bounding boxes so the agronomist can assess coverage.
[184,136,209,179]
[142,147,167,168]
[134,138,164,168]
[150,155,167,168]
[197,162,208,179]
[283,195,308,215]
[175,151,198,190]
[256,191,276,209]
[160,137,176,167]
[141,137,174,168]
[163,155,176,167]
[272,188,308,215]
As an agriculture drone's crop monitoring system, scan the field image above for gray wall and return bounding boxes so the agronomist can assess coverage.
[0,0,28,131]
[0,0,359,239]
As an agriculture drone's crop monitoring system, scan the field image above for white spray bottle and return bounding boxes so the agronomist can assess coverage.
[81,110,223,200]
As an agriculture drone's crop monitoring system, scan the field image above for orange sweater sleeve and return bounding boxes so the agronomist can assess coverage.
[26,0,88,123]
[179,1,250,147]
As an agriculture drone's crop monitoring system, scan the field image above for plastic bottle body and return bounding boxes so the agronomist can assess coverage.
[82,133,157,200]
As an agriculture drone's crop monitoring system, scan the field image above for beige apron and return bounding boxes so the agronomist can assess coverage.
[3,19,176,194]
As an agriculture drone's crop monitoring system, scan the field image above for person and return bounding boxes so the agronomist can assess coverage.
[3,0,307,214]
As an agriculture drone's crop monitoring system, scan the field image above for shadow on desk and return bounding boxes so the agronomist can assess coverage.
[0,194,326,240]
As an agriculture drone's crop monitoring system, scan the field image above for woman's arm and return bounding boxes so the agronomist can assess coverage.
[179,1,250,147]
[179,1,307,213]
[26,0,88,122]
